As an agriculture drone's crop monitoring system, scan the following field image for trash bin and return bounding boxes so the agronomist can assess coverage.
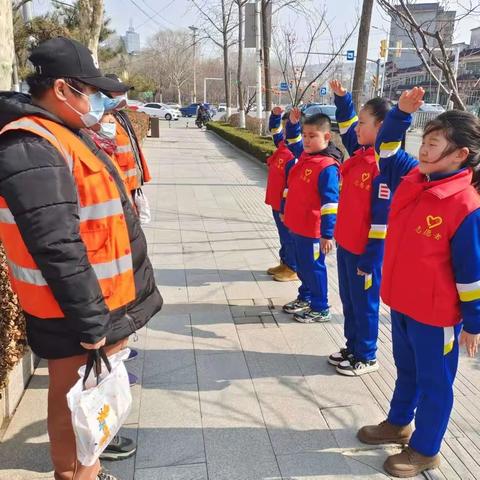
[149,117,160,138]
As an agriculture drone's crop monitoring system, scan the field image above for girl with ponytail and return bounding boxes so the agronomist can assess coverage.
[356,87,480,478]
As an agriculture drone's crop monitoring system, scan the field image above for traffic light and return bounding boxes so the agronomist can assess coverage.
[395,40,403,58]
[380,39,387,58]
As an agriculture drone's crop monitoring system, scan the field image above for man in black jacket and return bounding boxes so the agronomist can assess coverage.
[0,38,162,480]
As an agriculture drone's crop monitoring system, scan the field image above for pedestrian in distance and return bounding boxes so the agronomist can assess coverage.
[265,105,298,282]
[327,79,392,377]
[357,86,480,478]
[282,107,343,323]
[0,37,163,480]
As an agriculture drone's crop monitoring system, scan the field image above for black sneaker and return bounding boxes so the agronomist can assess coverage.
[336,357,379,376]
[97,470,119,480]
[328,348,353,366]
[283,298,311,314]
[100,435,136,461]
[293,307,331,323]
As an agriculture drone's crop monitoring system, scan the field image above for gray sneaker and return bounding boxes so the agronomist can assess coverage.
[328,348,353,366]
[97,470,119,480]
[283,298,310,314]
[336,358,379,376]
[293,308,331,323]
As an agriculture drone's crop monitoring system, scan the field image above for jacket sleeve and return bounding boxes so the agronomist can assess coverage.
[269,112,284,147]
[0,131,110,343]
[357,174,391,273]
[451,209,480,334]
[318,165,339,239]
[375,106,419,194]
[334,92,360,156]
[285,120,303,159]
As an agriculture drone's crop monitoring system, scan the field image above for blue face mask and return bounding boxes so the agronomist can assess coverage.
[103,95,127,112]
[65,84,106,128]
[100,122,116,139]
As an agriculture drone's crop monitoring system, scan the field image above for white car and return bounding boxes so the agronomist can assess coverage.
[218,103,227,112]
[137,102,180,120]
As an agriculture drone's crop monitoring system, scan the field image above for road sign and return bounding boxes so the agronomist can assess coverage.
[346,50,355,61]
[320,87,327,96]
[280,82,289,92]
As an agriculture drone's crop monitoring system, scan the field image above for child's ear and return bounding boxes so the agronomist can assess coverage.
[457,147,470,164]
[325,131,332,142]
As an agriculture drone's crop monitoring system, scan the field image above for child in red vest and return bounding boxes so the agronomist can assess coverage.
[358,87,480,478]
[327,80,392,376]
[265,106,299,282]
[282,108,342,322]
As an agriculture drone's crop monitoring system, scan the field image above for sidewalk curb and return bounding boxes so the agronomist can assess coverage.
[206,129,269,170]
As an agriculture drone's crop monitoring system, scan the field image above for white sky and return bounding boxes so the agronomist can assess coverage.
[29,0,479,59]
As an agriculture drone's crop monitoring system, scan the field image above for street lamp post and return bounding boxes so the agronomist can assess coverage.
[189,26,199,104]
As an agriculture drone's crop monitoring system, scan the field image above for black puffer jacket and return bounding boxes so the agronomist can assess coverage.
[0,92,162,359]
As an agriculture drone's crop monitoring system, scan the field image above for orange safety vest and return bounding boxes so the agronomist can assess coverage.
[0,115,136,319]
[114,120,139,192]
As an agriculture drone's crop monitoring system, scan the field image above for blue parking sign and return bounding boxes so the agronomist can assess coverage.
[346,50,355,61]
[320,87,327,96]
[280,82,289,92]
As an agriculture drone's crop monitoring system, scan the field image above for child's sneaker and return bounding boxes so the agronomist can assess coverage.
[293,307,331,323]
[336,357,379,376]
[267,263,284,275]
[273,266,298,282]
[283,298,311,314]
[328,348,353,366]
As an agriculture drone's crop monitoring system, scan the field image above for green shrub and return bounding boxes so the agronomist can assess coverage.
[207,122,276,163]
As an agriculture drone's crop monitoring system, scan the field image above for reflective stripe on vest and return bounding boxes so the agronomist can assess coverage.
[0,115,136,318]
[116,144,133,154]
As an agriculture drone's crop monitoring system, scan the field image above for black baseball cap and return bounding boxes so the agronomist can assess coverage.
[28,37,130,92]
[105,74,134,92]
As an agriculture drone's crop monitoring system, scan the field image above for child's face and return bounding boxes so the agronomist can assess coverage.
[355,107,381,146]
[419,130,467,176]
[302,125,330,153]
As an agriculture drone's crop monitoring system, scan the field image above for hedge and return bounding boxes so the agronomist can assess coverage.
[0,245,26,390]
[207,122,276,163]
[0,109,150,389]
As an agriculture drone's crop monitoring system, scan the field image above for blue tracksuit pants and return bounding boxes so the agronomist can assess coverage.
[388,310,462,456]
[337,245,380,361]
[292,233,328,311]
[272,210,296,270]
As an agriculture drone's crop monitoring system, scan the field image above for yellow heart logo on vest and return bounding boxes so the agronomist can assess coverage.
[426,215,443,229]
[304,169,312,176]
[361,172,370,182]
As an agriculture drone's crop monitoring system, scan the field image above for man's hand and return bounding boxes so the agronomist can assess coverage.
[398,87,425,114]
[81,337,106,350]
[459,331,480,358]
[329,80,347,97]
[320,238,333,255]
[272,106,283,116]
[289,107,302,125]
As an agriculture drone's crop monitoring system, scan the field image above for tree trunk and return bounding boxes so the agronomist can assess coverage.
[0,0,14,90]
[222,0,231,119]
[352,0,374,111]
[78,0,104,63]
[238,1,246,128]
[177,85,182,106]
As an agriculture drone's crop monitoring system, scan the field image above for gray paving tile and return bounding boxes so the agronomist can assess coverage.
[134,463,208,480]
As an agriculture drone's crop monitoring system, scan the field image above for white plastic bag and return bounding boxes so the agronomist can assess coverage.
[134,189,151,224]
[67,348,132,466]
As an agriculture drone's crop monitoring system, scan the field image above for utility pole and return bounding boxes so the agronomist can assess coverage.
[255,0,263,122]
[0,0,14,90]
[352,0,374,111]
[189,25,198,103]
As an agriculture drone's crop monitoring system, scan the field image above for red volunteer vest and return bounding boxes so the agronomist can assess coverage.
[335,147,379,254]
[381,168,480,327]
[265,141,294,212]
[284,152,338,238]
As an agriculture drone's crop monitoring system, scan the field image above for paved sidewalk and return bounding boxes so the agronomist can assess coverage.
[1,122,480,480]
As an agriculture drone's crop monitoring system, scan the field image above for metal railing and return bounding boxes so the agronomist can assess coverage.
[411,111,440,129]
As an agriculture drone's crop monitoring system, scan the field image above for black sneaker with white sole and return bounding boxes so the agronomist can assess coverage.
[283,298,311,314]
[336,357,379,376]
[328,348,353,366]
[293,307,331,323]
[100,435,136,461]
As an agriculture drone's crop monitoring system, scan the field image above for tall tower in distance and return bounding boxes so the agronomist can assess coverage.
[123,19,141,54]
